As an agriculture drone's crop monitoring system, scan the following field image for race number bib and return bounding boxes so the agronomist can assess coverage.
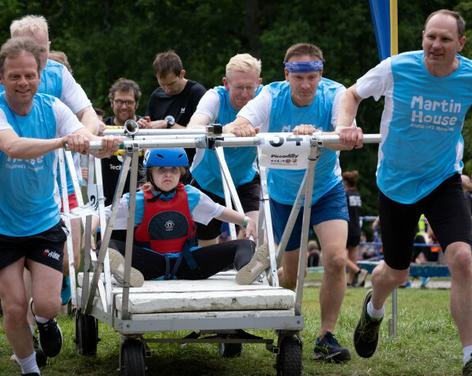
[258,133,312,170]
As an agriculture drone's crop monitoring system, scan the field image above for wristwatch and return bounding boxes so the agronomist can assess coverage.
[165,115,175,129]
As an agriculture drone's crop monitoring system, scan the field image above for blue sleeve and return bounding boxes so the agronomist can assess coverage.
[123,190,145,225]
[184,185,201,215]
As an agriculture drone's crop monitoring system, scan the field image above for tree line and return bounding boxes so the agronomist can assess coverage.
[0,0,470,215]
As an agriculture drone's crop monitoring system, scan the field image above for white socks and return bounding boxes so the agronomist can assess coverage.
[463,345,472,365]
[35,315,49,324]
[367,300,385,320]
[15,352,40,375]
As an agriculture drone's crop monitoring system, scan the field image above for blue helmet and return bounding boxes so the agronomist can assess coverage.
[144,148,189,168]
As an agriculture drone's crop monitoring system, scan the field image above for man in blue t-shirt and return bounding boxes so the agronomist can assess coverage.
[338,9,472,376]
[188,53,262,246]
[0,37,118,376]
[8,15,105,310]
[226,43,359,363]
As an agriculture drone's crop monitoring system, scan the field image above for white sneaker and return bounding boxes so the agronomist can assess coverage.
[236,244,270,285]
[108,248,144,287]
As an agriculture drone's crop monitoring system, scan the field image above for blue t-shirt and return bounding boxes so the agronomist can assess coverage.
[191,86,261,197]
[0,93,83,236]
[357,51,472,203]
[265,79,343,205]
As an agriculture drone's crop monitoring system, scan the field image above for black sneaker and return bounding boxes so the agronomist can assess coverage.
[37,319,63,357]
[463,357,472,376]
[313,331,351,363]
[22,373,40,376]
[354,290,383,358]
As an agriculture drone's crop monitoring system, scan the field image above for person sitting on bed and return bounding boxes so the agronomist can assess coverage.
[105,148,257,287]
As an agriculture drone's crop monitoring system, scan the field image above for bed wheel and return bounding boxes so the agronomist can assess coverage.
[218,342,242,358]
[121,339,146,376]
[75,310,98,356]
[276,334,302,376]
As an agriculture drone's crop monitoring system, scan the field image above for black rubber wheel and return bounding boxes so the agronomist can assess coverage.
[121,339,146,376]
[75,311,99,356]
[276,335,302,376]
[218,342,242,358]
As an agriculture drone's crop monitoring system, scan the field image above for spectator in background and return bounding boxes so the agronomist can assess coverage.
[101,78,146,207]
[138,50,206,164]
[343,170,368,287]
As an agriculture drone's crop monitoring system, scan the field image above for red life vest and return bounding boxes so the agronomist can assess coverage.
[134,184,195,254]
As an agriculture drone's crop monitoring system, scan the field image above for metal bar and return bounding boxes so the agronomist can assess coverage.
[89,138,206,151]
[120,150,140,320]
[58,150,77,306]
[256,149,279,286]
[84,155,132,314]
[294,146,320,315]
[87,132,381,152]
[103,128,207,136]
[215,147,237,239]
[313,133,381,146]
[81,215,92,308]
[93,155,113,312]
[214,147,244,214]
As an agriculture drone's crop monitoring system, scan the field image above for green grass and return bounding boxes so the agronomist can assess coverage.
[0,285,462,375]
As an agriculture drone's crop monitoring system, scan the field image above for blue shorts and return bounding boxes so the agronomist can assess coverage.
[270,182,348,251]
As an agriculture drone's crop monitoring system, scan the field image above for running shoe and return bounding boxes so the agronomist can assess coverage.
[313,331,351,363]
[353,290,383,358]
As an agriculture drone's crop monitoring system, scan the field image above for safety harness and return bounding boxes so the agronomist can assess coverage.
[134,184,198,279]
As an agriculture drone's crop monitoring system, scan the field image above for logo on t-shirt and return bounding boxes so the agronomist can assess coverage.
[410,96,461,131]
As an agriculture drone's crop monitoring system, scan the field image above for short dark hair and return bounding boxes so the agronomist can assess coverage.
[152,50,183,77]
[0,36,45,76]
[284,43,324,63]
[425,9,466,37]
[108,77,141,102]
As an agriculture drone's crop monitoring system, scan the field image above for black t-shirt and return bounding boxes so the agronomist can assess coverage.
[145,80,206,125]
[101,116,145,206]
[145,80,206,164]
[346,188,362,237]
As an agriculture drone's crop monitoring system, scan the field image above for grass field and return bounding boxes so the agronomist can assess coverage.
[0,282,462,375]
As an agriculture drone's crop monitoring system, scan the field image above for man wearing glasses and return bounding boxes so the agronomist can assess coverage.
[188,53,262,246]
[101,78,145,207]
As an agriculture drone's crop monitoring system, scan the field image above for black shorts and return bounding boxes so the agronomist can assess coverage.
[379,174,472,270]
[0,221,67,272]
[193,174,261,240]
[347,234,361,248]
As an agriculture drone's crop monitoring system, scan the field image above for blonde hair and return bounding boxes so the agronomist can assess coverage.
[10,15,49,39]
[225,53,261,78]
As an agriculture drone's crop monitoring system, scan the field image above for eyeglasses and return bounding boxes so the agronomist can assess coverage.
[113,99,135,106]
[230,84,257,93]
